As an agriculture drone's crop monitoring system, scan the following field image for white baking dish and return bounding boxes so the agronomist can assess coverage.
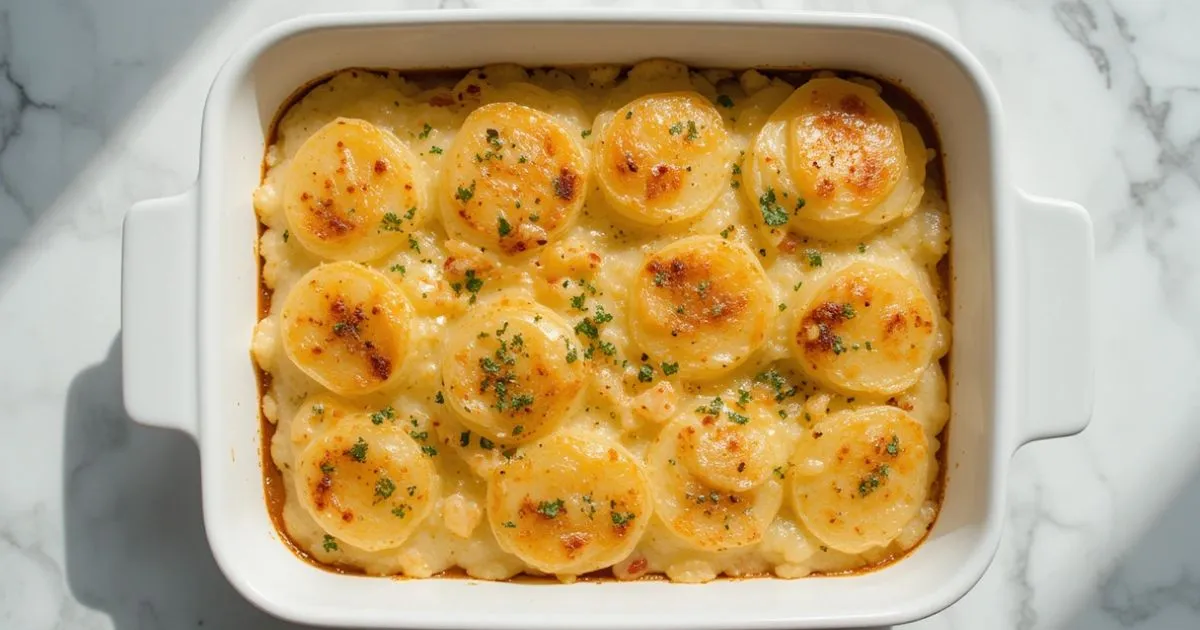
[120,10,1094,629]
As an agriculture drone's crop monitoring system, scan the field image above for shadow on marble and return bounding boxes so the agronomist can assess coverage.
[62,335,315,629]
[1063,464,1200,630]
[0,0,233,269]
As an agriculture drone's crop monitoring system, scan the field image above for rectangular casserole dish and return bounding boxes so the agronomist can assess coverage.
[120,10,1094,629]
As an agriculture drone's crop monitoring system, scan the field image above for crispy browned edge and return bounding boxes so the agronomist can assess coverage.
[253,65,951,581]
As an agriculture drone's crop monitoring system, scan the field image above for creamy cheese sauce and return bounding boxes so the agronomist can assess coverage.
[252,61,951,583]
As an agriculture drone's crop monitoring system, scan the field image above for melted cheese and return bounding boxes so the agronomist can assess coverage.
[252,62,951,582]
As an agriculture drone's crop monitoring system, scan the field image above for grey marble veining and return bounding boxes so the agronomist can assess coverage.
[2,0,1199,629]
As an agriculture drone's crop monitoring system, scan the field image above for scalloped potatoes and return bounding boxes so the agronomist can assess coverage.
[253,62,951,582]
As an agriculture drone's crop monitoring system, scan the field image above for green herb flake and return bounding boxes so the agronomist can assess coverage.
[312,404,325,415]
[637,364,654,383]
[581,129,592,138]
[392,505,408,519]
[320,461,335,475]
[282,229,289,243]
[662,361,679,376]
[369,406,396,425]
[346,437,368,463]
[726,410,750,425]
[758,188,789,227]
[668,122,684,135]
[611,511,636,526]
[479,437,495,450]
[536,498,566,519]
[806,249,823,268]
[857,464,890,497]
[625,110,634,120]
[460,431,471,447]
[778,303,787,312]
[429,145,444,154]
[435,391,445,404]
[408,234,420,252]
[375,476,396,500]
[696,397,724,416]
[456,181,476,202]
[773,466,786,480]
[497,215,512,237]
[685,120,699,141]
[716,94,734,108]
[570,294,587,311]
[865,341,874,351]
[737,389,751,407]
[857,242,867,253]
[886,435,901,456]
[322,535,338,552]
[419,122,433,139]
[831,335,846,355]
[420,445,438,457]
[502,521,516,528]
[390,264,406,275]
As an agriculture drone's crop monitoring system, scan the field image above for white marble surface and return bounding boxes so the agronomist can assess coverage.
[1,0,1198,628]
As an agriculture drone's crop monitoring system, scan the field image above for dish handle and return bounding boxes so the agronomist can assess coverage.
[121,188,199,439]
[1014,189,1095,449]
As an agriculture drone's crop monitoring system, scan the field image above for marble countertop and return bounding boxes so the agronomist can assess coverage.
[2,0,1198,628]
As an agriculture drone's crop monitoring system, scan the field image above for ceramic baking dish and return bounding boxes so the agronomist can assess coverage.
[120,10,1094,629]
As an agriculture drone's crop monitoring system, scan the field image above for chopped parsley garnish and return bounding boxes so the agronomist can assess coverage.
[806,249,823,268]
[758,188,789,227]
[456,181,476,202]
[320,461,335,475]
[726,410,750,425]
[420,445,438,457]
[661,361,679,376]
[625,110,634,120]
[778,303,787,312]
[485,127,502,149]
[565,342,578,364]
[408,485,417,497]
[793,281,803,291]
[716,94,734,108]
[408,234,420,252]
[831,335,846,355]
[322,535,338,552]
[460,431,471,447]
[479,437,495,450]
[581,129,592,138]
[434,391,445,404]
[637,364,655,383]
[696,397,724,416]
[754,368,798,402]
[282,229,289,243]
[575,318,599,338]
[611,511,636,526]
[737,389,751,407]
[375,476,396,500]
[464,269,484,303]
[593,305,613,324]
[419,122,432,139]
[668,122,684,135]
[773,466,786,480]
[720,225,734,239]
[858,464,890,497]
[597,340,617,356]
[370,406,395,425]
[404,206,417,221]
[497,215,512,237]
[886,435,901,456]
[517,155,528,163]
[536,498,565,519]
[331,322,350,335]
[654,271,668,287]
[390,264,406,275]
[312,403,325,415]
[841,303,857,319]
[429,145,443,154]
[409,430,428,441]
[858,242,867,253]
[346,437,368,462]
[513,425,524,436]
[502,521,516,528]
[570,294,587,310]
[392,505,408,518]
[865,341,874,351]
[686,120,699,141]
